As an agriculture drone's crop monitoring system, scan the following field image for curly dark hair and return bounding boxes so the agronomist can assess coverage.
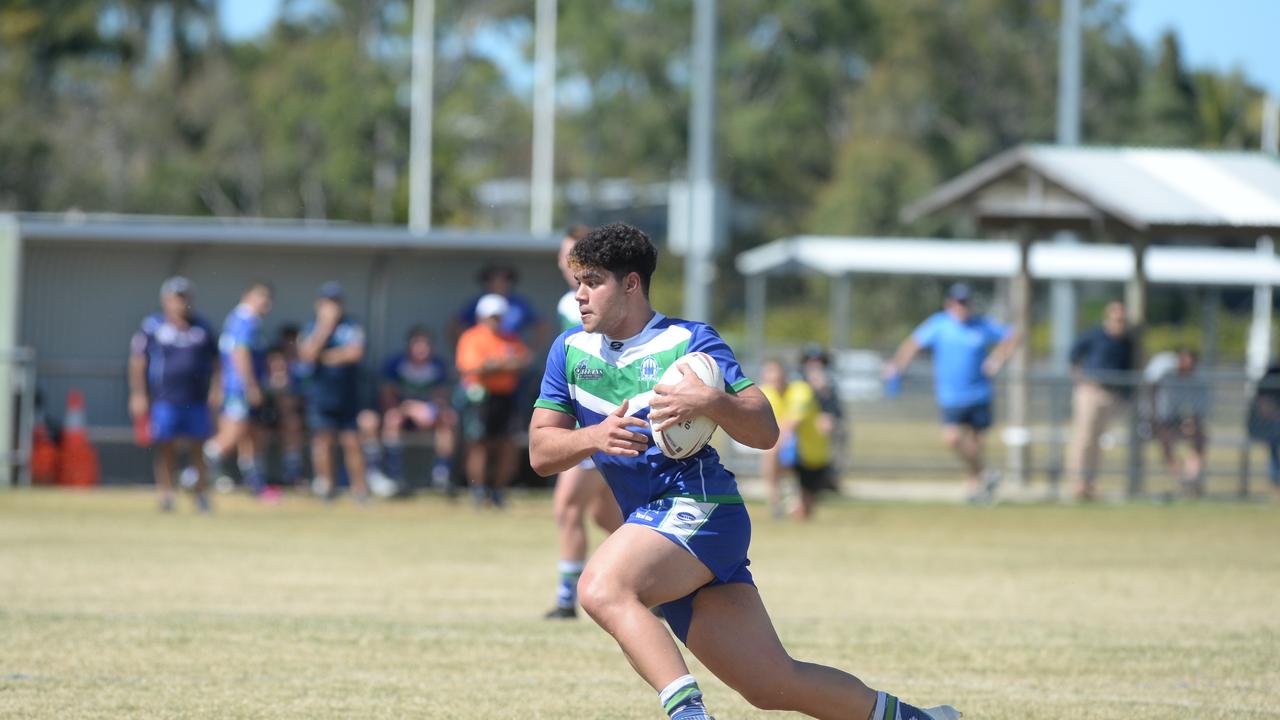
[568,222,658,297]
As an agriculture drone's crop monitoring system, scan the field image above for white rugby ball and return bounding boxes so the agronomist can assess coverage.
[652,352,723,459]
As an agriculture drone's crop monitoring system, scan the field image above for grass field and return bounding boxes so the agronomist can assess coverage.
[2,489,1278,719]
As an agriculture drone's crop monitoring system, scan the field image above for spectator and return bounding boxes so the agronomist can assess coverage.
[1148,348,1209,497]
[128,276,219,512]
[757,359,789,519]
[884,283,1019,502]
[203,281,276,502]
[456,293,531,507]
[1067,300,1137,501]
[786,347,843,520]
[1248,364,1280,500]
[358,326,458,497]
[262,339,307,488]
[298,282,368,502]
[275,324,308,487]
[451,264,549,349]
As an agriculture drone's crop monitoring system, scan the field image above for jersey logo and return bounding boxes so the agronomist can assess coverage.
[609,340,624,351]
[639,356,662,384]
[574,359,604,381]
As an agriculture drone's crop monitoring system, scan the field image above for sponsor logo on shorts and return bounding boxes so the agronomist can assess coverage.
[675,511,697,522]
[574,359,604,381]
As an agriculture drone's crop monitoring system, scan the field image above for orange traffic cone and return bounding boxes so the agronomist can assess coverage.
[30,417,60,486]
[57,389,99,487]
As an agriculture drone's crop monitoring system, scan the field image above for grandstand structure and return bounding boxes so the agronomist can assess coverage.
[0,213,560,485]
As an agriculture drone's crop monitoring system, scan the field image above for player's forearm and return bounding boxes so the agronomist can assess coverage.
[298,325,334,363]
[320,345,363,366]
[528,426,598,476]
[704,389,778,450]
[128,356,148,397]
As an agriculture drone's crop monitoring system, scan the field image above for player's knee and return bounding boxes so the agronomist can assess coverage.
[942,430,962,449]
[576,569,624,622]
[356,410,379,435]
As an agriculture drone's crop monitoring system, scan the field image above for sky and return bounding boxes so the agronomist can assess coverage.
[218,0,1280,98]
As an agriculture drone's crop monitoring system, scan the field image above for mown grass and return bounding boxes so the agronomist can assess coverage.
[1,488,1277,719]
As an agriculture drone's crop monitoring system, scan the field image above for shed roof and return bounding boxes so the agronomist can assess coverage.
[735,236,1280,287]
[902,145,1280,235]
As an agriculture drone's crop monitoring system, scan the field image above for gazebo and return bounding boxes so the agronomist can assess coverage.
[736,145,1280,493]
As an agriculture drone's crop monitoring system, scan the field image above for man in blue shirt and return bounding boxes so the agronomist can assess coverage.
[128,277,219,512]
[299,281,368,502]
[884,283,1019,502]
[357,325,457,496]
[203,281,275,501]
[451,263,549,347]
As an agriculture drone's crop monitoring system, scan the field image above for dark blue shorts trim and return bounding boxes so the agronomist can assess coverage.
[940,402,992,431]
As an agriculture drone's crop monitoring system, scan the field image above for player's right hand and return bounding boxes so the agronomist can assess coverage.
[593,399,649,457]
[246,385,264,408]
[128,393,149,419]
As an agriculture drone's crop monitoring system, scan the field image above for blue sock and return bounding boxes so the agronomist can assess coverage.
[239,456,264,495]
[660,675,705,719]
[382,442,404,480]
[555,560,584,609]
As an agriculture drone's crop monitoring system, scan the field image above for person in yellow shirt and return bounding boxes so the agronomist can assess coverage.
[785,347,841,520]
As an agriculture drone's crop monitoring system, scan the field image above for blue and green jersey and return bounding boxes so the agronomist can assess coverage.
[536,312,755,516]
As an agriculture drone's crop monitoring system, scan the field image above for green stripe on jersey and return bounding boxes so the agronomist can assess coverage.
[564,343,691,406]
[534,399,572,414]
[729,377,755,393]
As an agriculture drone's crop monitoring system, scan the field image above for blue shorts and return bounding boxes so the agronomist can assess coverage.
[222,390,260,422]
[309,405,359,432]
[627,496,754,644]
[940,402,992,431]
[150,401,212,442]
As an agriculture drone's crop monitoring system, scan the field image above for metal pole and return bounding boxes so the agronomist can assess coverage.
[1006,231,1033,486]
[1125,236,1149,498]
[747,273,765,369]
[1056,0,1082,145]
[1051,0,1082,371]
[830,274,851,351]
[530,0,558,235]
[1247,237,1275,381]
[409,0,435,231]
[1263,95,1279,154]
[0,215,21,489]
[683,0,717,322]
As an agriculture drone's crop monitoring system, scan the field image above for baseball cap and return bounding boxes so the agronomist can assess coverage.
[475,293,510,319]
[801,344,830,367]
[160,276,193,298]
[318,281,345,301]
[946,282,973,303]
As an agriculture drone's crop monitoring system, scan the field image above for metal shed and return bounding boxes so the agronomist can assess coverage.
[1,213,562,485]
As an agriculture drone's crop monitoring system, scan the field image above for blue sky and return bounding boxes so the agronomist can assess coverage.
[218,0,1280,97]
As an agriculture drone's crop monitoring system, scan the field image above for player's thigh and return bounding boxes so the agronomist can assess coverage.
[685,583,796,691]
[401,400,436,427]
[556,464,600,510]
[580,523,714,609]
[589,475,623,532]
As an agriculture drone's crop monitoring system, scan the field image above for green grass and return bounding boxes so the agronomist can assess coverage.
[1,489,1278,719]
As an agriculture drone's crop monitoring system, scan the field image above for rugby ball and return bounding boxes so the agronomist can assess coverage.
[652,352,723,459]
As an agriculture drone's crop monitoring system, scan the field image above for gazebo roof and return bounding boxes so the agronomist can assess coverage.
[902,145,1280,236]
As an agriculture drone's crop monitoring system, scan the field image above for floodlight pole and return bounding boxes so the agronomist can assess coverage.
[530,0,557,235]
[1051,0,1082,371]
[0,215,20,489]
[683,0,716,323]
[1264,95,1279,154]
[409,0,435,231]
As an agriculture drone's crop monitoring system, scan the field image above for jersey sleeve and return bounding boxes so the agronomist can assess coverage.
[130,318,154,357]
[534,332,574,415]
[911,313,942,349]
[690,323,753,394]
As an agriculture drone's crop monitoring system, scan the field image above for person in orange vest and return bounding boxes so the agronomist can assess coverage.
[455,293,530,507]
[128,277,219,512]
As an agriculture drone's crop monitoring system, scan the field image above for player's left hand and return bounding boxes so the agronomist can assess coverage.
[981,357,1002,377]
[650,362,716,432]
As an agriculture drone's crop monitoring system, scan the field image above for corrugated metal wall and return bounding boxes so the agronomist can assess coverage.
[22,239,563,479]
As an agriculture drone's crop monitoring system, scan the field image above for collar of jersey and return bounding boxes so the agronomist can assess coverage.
[602,311,664,350]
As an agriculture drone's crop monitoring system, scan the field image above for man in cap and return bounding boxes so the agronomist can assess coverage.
[299,281,369,502]
[129,277,220,512]
[456,292,531,507]
[884,282,1020,502]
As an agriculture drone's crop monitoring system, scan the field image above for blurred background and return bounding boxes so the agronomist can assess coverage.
[3,0,1280,498]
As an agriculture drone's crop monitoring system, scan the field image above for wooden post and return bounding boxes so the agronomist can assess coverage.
[1005,228,1033,486]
